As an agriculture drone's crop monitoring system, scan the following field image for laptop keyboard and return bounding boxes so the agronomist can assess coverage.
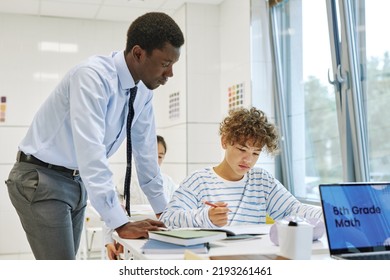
[344,254,390,260]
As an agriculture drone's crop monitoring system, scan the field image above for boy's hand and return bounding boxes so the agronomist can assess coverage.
[208,202,230,227]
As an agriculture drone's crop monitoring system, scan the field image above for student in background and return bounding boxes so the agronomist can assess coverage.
[127,135,177,205]
[159,107,322,229]
[105,135,177,260]
[156,135,177,199]
[5,12,184,259]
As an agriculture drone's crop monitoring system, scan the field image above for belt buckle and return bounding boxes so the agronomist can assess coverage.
[72,170,79,177]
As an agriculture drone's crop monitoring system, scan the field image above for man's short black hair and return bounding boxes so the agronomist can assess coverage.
[126,12,184,55]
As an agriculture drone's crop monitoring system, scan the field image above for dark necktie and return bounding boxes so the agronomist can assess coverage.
[124,86,137,216]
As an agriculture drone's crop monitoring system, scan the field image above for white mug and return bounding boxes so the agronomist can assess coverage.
[276,220,314,260]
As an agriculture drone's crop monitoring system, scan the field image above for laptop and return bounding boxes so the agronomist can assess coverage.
[319,182,390,260]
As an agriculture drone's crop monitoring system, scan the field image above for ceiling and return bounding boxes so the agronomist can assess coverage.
[0,0,225,22]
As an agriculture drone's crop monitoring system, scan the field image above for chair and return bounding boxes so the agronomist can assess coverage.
[77,201,105,260]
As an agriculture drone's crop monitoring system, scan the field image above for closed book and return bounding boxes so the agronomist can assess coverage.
[210,254,289,260]
[141,239,209,254]
[148,230,227,246]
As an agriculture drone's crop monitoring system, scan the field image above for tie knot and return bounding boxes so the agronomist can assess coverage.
[129,86,137,104]
[130,86,137,95]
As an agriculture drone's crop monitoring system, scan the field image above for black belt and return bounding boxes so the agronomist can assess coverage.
[17,151,79,177]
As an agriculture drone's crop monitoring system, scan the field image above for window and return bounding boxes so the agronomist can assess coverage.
[362,1,390,181]
[269,0,343,202]
[267,0,388,202]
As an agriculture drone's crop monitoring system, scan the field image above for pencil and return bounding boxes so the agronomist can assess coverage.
[202,200,232,212]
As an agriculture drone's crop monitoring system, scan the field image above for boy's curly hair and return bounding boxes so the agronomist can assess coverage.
[219,107,279,155]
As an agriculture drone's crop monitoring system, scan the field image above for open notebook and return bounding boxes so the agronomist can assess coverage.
[319,182,390,260]
[178,224,270,237]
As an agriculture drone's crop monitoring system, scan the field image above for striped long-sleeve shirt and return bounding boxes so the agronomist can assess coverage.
[159,167,322,229]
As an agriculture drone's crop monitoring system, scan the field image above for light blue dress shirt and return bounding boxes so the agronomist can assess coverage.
[19,51,167,229]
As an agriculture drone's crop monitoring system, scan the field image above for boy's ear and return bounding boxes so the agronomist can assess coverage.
[221,136,227,149]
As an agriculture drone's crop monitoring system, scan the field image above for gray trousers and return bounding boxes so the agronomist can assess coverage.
[6,162,87,260]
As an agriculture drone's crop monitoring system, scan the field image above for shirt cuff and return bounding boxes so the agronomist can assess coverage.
[147,193,168,214]
[203,208,217,228]
[99,202,129,230]
[102,223,115,245]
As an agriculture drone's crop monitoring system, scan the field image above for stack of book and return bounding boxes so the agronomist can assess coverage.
[141,239,209,254]
[143,225,270,255]
[143,229,227,255]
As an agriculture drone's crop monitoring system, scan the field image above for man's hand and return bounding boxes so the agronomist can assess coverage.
[115,219,166,239]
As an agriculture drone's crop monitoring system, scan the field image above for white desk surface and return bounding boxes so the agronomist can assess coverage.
[113,224,331,260]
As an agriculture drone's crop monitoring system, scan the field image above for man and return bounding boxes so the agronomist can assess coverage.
[5,12,184,259]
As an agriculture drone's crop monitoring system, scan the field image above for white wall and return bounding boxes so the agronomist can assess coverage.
[153,3,223,183]
[154,0,260,182]
[250,0,276,173]
[153,5,188,184]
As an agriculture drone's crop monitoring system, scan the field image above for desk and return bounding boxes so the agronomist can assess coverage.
[113,225,331,260]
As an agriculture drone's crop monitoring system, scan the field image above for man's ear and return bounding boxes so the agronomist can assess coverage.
[132,45,144,62]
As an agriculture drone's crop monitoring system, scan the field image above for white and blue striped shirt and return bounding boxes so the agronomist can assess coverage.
[160,167,322,229]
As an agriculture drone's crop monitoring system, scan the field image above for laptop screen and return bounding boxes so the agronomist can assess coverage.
[319,183,390,255]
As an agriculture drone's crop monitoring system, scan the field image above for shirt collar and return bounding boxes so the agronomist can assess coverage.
[113,50,136,92]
